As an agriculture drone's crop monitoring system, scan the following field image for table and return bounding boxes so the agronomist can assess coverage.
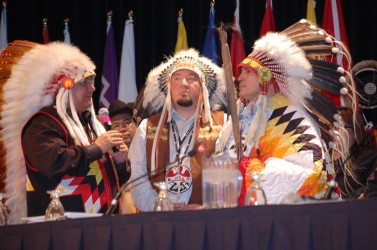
[1,198,377,250]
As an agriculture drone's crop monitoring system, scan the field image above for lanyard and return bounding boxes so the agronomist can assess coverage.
[171,120,195,164]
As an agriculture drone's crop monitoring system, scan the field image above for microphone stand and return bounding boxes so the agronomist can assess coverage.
[105,149,197,215]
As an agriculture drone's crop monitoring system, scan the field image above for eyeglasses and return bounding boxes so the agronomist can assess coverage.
[112,119,133,130]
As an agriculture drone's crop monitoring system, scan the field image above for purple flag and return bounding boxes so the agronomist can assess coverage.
[99,18,119,108]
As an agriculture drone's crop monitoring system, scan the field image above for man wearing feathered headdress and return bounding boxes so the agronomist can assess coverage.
[128,49,226,211]
[0,41,129,224]
[216,19,357,205]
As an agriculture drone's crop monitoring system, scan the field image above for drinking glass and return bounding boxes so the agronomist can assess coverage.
[202,153,243,209]
[153,182,174,211]
[0,192,9,226]
[244,172,267,206]
[45,189,66,220]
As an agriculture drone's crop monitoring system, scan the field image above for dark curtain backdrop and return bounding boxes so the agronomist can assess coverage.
[5,0,377,110]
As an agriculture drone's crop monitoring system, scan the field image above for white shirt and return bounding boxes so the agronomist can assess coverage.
[128,109,196,211]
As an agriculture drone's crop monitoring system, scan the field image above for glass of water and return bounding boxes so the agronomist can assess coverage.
[45,189,66,220]
[153,182,174,212]
[202,153,242,209]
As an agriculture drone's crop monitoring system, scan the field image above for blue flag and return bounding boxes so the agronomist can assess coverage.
[0,3,8,50]
[99,18,119,108]
[202,5,218,65]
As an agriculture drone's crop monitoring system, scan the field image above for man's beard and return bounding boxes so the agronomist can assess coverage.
[177,97,193,107]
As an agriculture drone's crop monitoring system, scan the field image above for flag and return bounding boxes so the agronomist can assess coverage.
[43,19,50,44]
[118,17,138,103]
[99,17,119,108]
[174,12,188,52]
[322,0,349,107]
[306,0,317,24]
[259,0,276,36]
[230,0,246,79]
[202,3,218,65]
[63,19,71,44]
[0,2,7,50]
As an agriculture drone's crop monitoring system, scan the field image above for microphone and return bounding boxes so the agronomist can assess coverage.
[98,107,118,152]
[105,148,198,215]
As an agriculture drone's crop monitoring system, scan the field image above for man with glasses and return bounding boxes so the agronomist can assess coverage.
[108,100,137,213]
[109,100,137,148]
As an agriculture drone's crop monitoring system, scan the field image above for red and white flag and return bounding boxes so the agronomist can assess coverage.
[230,0,245,79]
[321,0,349,107]
[259,0,276,37]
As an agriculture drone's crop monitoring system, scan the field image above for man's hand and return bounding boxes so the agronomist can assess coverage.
[95,130,124,153]
[110,143,128,163]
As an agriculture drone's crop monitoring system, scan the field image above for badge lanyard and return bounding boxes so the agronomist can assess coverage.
[171,120,195,164]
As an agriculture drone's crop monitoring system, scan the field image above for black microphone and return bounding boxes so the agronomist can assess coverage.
[98,107,118,152]
[105,148,198,215]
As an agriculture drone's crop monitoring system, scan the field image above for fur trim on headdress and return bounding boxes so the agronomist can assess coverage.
[0,41,102,224]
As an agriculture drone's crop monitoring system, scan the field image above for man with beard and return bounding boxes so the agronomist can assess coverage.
[128,49,226,211]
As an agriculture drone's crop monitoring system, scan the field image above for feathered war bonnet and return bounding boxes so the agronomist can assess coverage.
[0,41,103,224]
[233,19,357,156]
[142,48,226,171]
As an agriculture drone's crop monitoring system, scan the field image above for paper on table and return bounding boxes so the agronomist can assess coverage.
[21,212,103,224]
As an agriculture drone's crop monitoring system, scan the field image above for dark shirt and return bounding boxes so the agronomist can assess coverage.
[22,106,129,216]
